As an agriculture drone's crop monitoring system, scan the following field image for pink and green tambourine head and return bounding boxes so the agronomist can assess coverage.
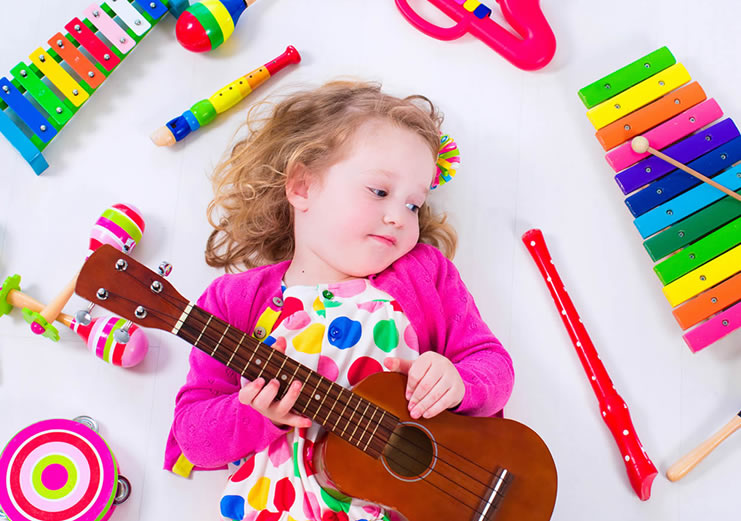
[432,133,461,190]
[0,419,126,521]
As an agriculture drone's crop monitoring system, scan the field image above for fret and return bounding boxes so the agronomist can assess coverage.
[362,406,378,452]
[238,332,249,376]
[349,401,370,448]
[323,382,340,431]
[259,348,275,380]
[303,373,323,417]
[337,387,352,438]
[226,328,241,366]
[315,380,331,426]
[212,322,229,356]
[245,340,259,379]
[191,314,210,351]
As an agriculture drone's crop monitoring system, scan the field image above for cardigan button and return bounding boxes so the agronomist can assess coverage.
[272,296,284,307]
[254,326,267,339]
[322,290,334,300]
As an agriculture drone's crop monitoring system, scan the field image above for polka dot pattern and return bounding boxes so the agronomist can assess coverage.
[221,279,419,520]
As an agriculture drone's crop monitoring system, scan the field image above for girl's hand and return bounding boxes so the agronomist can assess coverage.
[383,352,465,420]
[239,378,313,429]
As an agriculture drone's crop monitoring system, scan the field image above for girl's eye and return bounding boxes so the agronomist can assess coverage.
[369,188,387,197]
[406,203,420,213]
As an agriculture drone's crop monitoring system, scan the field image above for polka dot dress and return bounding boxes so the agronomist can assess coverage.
[219,278,420,521]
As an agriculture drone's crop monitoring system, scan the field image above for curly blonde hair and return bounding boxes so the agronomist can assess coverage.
[205,80,458,272]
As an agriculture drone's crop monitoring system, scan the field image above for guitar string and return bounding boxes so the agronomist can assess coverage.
[112,268,500,480]
[102,281,516,512]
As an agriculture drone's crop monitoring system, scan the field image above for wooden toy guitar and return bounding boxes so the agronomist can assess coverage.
[76,245,558,521]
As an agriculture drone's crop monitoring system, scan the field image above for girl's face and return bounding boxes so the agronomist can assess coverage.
[288,118,436,283]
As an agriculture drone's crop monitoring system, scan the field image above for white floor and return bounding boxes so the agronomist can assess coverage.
[1,1,740,520]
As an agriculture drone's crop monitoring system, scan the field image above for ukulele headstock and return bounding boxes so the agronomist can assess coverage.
[76,244,187,333]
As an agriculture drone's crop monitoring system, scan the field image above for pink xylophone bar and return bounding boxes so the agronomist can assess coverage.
[578,47,741,352]
[0,0,188,175]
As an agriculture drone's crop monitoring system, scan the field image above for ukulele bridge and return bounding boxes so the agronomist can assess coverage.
[474,467,513,521]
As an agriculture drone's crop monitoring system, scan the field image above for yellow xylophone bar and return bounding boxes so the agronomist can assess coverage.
[663,244,741,307]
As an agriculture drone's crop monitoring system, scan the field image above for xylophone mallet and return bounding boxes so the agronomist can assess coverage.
[631,136,741,203]
[666,410,741,482]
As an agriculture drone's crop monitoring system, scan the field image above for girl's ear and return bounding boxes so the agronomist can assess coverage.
[286,163,312,212]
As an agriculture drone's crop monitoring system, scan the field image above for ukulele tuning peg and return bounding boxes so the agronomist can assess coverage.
[74,302,96,326]
[113,320,133,344]
[158,262,173,277]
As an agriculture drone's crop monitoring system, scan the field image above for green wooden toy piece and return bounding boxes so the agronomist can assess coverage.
[0,274,21,317]
[578,47,676,109]
[654,216,741,285]
[643,188,741,261]
[11,63,73,128]
[21,307,60,342]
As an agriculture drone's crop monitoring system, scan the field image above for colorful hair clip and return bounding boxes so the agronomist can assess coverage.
[432,133,460,189]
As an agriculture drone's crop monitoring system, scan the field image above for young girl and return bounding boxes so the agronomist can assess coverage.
[164,81,514,521]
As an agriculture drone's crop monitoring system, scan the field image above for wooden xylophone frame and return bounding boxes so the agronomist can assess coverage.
[579,46,741,352]
[0,0,186,175]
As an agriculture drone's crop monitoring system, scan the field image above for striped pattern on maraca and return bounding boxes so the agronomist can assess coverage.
[0,419,118,521]
[87,203,145,257]
[72,315,148,368]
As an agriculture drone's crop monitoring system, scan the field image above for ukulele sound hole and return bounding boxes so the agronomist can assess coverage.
[382,423,434,479]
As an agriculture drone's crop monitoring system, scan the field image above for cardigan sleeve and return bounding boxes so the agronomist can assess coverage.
[168,274,288,470]
[420,246,515,417]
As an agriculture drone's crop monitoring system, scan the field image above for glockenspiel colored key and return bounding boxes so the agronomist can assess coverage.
[586,63,690,130]
[10,63,73,127]
[673,272,741,329]
[0,78,57,142]
[643,189,741,261]
[0,107,48,174]
[634,165,741,239]
[683,299,741,352]
[48,34,104,89]
[133,0,168,19]
[625,131,741,217]
[65,17,121,72]
[106,0,152,37]
[663,244,741,306]
[84,4,136,54]
[616,118,738,196]
[578,47,676,109]
[596,82,707,151]
[655,217,741,285]
[30,48,90,107]
[605,98,722,172]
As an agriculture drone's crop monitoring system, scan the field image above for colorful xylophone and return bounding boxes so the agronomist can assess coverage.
[0,0,187,175]
[578,46,741,352]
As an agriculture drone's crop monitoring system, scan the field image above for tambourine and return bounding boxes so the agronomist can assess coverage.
[0,417,130,521]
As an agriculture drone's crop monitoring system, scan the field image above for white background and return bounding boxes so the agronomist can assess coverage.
[1,1,740,520]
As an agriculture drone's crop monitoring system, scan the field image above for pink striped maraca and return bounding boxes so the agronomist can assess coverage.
[72,315,148,368]
[30,203,145,338]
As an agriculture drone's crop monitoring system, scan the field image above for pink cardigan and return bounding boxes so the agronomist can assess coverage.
[164,243,514,473]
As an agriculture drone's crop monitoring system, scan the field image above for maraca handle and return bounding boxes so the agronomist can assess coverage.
[522,228,657,500]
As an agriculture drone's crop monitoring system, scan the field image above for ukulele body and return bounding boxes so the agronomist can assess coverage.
[313,372,557,521]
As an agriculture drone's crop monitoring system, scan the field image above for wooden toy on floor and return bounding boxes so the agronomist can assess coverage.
[0,416,130,521]
[150,45,301,146]
[522,229,657,501]
[578,46,741,353]
[0,0,188,175]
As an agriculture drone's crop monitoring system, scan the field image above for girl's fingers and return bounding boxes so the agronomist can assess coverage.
[251,378,281,410]
[417,388,454,419]
[238,377,265,405]
[405,356,432,399]
[273,380,303,416]
[408,366,442,406]
[409,378,448,419]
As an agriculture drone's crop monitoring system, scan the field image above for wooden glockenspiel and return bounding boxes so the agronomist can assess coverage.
[0,0,186,175]
[578,46,741,352]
